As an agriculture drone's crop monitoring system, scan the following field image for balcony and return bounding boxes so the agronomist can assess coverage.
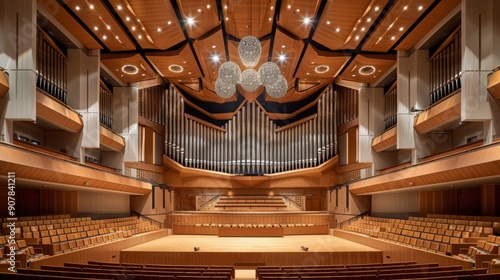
[414,92,461,134]
[36,90,83,133]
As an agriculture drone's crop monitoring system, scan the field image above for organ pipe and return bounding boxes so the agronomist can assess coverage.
[166,85,337,174]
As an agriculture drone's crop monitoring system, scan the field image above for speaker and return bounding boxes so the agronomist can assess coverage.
[0,68,9,98]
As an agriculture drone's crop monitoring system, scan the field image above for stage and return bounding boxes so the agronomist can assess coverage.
[120,234,382,268]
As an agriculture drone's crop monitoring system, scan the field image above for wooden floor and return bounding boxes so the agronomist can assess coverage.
[120,235,382,268]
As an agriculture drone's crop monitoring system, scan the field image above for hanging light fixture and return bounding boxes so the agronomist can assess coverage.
[215,36,288,99]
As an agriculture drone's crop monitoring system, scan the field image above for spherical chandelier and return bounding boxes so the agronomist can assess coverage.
[238,36,261,68]
[214,36,287,99]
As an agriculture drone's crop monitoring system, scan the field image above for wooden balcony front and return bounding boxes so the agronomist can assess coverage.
[100,125,125,152]
[487,69,500,99]
[371,126,397,152]
[350,141,499,195]
[0,142,150,195]
[414,92,461,134]
[36,90,83,133]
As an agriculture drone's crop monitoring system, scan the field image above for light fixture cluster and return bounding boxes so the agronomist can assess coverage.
[215,36,288,99]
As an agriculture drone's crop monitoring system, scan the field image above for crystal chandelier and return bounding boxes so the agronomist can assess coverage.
[215,36,288,99]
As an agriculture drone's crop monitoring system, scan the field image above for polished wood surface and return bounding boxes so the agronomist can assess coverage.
[371,126,397,152]
[414,92,461,134]
[218,227,283,237]
[121,234,382,267]
[36,90,83,133]
[99,125,125,152]
[487,68,500,100]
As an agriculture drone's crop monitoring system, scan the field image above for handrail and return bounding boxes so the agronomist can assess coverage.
[337,210,370,229]
[282,195,304,210]
[197,195,221,210]
[130,211,163,229]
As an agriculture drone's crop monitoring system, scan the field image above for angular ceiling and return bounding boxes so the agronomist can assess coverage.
[38,0,460,123]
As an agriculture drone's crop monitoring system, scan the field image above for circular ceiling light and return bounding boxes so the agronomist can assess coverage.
[168,64,184,73]
[358,65,376,76]
[314,65,330,74]
[121,64,139,75]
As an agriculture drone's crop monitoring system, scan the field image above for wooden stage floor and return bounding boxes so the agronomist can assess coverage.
[120,235,382,268]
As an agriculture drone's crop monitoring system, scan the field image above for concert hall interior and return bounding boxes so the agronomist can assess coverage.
[1,0,500,279]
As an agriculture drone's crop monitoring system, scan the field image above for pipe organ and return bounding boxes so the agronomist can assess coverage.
[384,83,397,130]
[36,27,67,104]
[99,82,113,129]
[429,26,461,105]
[166,86,337,174]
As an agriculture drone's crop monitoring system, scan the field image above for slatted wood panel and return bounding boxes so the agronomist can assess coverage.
[336,84,359,126]
[101,53,157,84]
[138,84,166,125]
[177,0,220,39]
[223,0,275,39]
[339,54,397,84]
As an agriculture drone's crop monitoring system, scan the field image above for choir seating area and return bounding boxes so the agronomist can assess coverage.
[213,196,288,211]
[256,261,498,280]
[341,215,499,266]
[0,261,234,280]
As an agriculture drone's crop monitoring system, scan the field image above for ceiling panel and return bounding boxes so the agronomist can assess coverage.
[177,0,220,39]
[62,0,136,51]
[193,28,227,86]
[223,0,276,39]
[108,0,186,50]
[271,28,304,82]
[278,0,321,39]
[146,44,203,80]
[295,45,351,80]
[339,53,397,84]
[101,53,156,84]
[362,0,434,52]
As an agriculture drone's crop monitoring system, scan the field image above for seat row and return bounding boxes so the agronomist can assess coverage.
[256,262,496,280]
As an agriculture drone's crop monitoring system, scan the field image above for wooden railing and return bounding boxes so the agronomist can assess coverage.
[99,81,113,129]
[429,26,461,105]
[36,26,67,104]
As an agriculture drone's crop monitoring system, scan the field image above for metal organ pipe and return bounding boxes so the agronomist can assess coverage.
[166,86,338,174]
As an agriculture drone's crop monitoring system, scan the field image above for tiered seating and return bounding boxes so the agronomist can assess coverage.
[256,262,496,280]
[5,261,234,280]
[2,216,160,256]
[428,214,500,235]
[342,216,494,256]
[456,235,500,265]
[214,196,288,210]
[0,236,47,266]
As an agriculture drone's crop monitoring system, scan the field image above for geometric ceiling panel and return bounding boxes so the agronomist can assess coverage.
[62,0,136,51]
[295,45,351,80]
[339,53,397,84]
[313,0,388,51]
[271,28,304,82]
[223,0,276,39]
[193,28,227,87]
[362,0,435,52]
[177,0,220,39]
[101,53,156,84]
[146,44,203,80]
[109,0,186,50]
[278,0,322,39]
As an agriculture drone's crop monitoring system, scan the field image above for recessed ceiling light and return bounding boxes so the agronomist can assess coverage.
[355,35,359,40]
[211,54,220,62]
[335,27,340,32]
[314,65,329,74]
[358,65,376,76]
[75,6,80,11]
[296,9,300,12]
[352,74,356,77]
[361,27,365,31]
[117,5,122,10]
[102,35,107,40]
[391,36,395,40]
[282,45,285,48]
[303,17,311,24]
[138,35,142,39]
[288,5,291,9]
[122,65,139,75]
[187,17,195,25]
[271,6,274,10]
[226,17,229,21]
[168,64,184,73]
[224,5,227,9]
[188,72,192,75]
[403,6,408,10]
[206,4,210,9]
[306,72,309,75]
[212,45,216,49]
[131,26,136,31]
[269,18,272,21]
[418,5,423,11]
[168,21,172,25]
[399,27,404,31]
[126,17,130,21]
[374,6,379,11]
[94,26,98,31]
[89,4,94,9]
[366,18,371,22]
[197,9,202,12]
[326,21,330,25]
[278,54,286,61]
[142,73,146,76]
[157,27,162,32]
